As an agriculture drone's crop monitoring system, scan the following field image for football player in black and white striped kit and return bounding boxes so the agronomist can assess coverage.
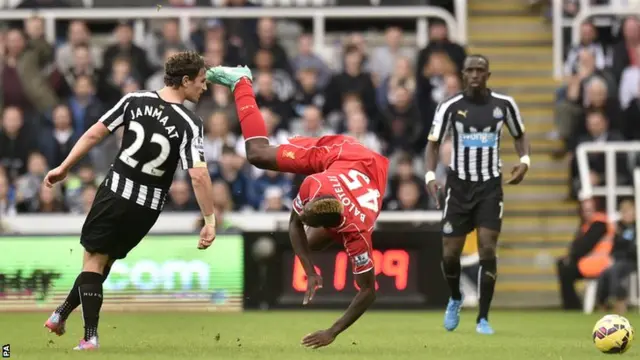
[42,51,216,350]
[424,55,530,335]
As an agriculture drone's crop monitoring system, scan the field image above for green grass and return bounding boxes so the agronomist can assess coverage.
[0,310,638,359]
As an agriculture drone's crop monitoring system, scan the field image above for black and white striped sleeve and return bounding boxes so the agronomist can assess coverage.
[503,96,525,139]
[98,93,132,132]
[428,94,460,143]
[172,105,206,169]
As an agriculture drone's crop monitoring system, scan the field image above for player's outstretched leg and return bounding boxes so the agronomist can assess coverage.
[441,236,466,331]
[476,227,499,335]
[44,262,113,337]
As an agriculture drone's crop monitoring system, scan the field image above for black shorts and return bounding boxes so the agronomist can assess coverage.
[80,183,161,259]
[440,171,504,237]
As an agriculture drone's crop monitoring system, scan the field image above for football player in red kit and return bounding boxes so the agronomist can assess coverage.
[207,66,389,349]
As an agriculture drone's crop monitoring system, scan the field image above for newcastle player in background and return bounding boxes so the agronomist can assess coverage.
[424,55,530,335]
[42,51,216,350]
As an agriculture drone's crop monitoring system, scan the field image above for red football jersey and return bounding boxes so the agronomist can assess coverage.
[281,135,390,274]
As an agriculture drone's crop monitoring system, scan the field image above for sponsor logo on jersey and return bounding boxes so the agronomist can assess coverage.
[293,196,303,210]
[457,109,468,118]
[460,133,497,148]
[443,221,453,234]
[193,136,204,152]
[353,252,370,268]
[282,150,296,159]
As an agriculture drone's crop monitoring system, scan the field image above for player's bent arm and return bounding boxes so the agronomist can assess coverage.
[244,137,280,171]
[328,269,376,337]
[59,122,110,172]
[289,210,316,276]
[188,166,215,224]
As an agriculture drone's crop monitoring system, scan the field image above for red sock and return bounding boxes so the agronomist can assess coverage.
[233,78,267,140]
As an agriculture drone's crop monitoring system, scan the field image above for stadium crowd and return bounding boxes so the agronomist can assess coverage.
[0,2,466,230]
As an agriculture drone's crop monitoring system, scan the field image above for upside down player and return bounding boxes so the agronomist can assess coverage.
[207,66,389,349]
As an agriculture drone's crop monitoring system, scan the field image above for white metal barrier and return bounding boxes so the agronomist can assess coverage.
[0,6,464,52]
[553,1,632,79]
[2,211,442,234]
[576,141,640,313]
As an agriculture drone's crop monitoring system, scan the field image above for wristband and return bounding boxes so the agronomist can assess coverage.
[425,171,436,184]
[203,214,216,227]
[520,155,531,167]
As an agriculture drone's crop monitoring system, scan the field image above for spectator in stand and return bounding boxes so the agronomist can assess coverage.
[197,19,242,65]
[146,47,180,90]
[196,84,238,129]
[370,26,415,85]
[247,18,291,74]
[220,0,258,53]
[61,44,101,96]
[570,111,629,197]
[78,184,97,214]
[291,66,326,120]
[611,16,640,84]
[39,104,81,169]
[380,86,422,157]
[253,72,293,129]
[384,153,427,209]
[384,180,430,211]
[290,34,331,88]
[14,152,48,213]
[342,110,381,154]
[290,105,334,138]
[1,28,58,116]
[165,179,199,212]
[416,21,466,78]
[252,48,295,102]
[324,45,377,121]
[261,187,289,212]
[618,44,640,109]
[202,111,237,164]
[596,199,637,314]
[210,146,258,211]
[563,21,607,80]
[622,81,640,140]
[98,56,137,108]
[101,21,152,85]
[444,73,462,97]
[254,169,293,207]
[0,106,37,182]
[146,19,195,69]
[377,56,416,112]
[24,16,54,68]
[55,20,103,72]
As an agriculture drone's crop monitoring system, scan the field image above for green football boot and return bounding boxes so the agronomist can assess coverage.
[205,65,253,92]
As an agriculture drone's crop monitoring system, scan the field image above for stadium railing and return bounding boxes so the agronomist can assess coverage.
[552,0,630,79]
[3,211,443,234]
[576,141,640,313]
[0,6,465,50]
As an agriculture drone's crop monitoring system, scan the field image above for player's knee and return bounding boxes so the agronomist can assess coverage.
[478,246,496,260]
[82,251,110,274]
[442,237,465,259]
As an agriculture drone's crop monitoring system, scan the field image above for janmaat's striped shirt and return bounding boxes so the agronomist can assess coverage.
[99,91,205,211]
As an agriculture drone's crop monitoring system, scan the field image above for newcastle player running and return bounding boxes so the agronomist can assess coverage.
[425,55,530,334]
[42,51,216,350]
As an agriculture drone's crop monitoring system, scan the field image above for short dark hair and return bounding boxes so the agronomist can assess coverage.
[164,51,206,88]
[466,54,490,68]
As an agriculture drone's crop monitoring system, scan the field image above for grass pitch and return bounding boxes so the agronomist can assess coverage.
[1,310,638,359]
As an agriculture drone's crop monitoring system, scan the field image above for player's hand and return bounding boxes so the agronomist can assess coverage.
[303,273,322,305]
[43,166,68,188]
[302,329,336,349]
[198,224,216,250]
[425,179,441,209]
[506,163,528,185]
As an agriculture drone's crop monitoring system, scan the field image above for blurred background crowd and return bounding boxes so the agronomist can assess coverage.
[0,0,466,224]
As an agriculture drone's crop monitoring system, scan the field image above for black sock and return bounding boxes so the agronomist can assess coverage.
[55,274,83,320]
[477,258,497,323]
[442,256,462,300]
[78,272,104,341]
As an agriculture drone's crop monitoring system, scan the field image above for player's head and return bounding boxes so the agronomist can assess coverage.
[299,195,344,228]
[164,51,207,103]
[462,54,491,94]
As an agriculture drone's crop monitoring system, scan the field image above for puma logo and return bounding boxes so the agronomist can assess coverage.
[484,271,496,280]
[457,110,468,118]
